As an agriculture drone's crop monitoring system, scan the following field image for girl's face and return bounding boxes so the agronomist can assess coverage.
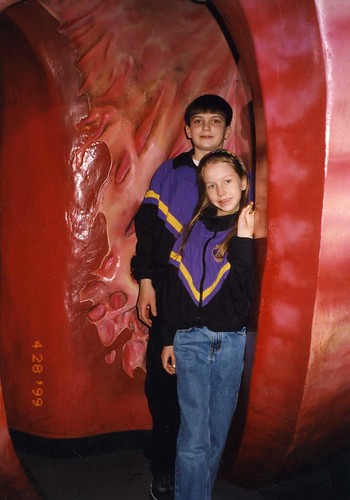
[202,160,247,216]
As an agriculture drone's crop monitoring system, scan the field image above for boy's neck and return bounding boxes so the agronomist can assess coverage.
[192,147,224,163]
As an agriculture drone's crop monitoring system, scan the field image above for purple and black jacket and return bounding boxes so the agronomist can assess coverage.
[160,206,254,346]
[132,150,199,287]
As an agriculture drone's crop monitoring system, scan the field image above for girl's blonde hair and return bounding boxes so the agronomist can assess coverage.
[181,149,250,259]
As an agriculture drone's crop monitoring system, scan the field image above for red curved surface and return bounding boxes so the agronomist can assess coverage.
[0,0,349,489]
[0,381,39,499]
[213,0,350,485]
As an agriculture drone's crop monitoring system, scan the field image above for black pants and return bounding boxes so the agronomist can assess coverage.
[144,321,180,476]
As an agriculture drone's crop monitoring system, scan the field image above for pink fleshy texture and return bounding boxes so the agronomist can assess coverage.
[105,350,116,365]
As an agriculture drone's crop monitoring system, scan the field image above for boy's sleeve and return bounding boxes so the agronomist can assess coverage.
[132,163,168,282]
[132,202,158,281]
[158,265,178,346]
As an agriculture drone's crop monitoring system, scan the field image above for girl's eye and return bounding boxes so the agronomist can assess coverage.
[207,184,215,190]
[224,179,231,184]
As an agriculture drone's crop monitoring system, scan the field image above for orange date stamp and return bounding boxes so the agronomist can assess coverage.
[32,341,44,407]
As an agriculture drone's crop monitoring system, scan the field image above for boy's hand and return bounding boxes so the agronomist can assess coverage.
[137,279,157,327]
[237,202,255,238]
[161,346,176,375]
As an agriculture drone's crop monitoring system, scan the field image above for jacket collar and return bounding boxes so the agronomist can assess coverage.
[173,150,197,169]
[200,205,238,231]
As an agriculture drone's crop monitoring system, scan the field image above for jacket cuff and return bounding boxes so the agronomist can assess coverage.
[133,269,153,282]
[231,237,254,264]
[161,328,176,347]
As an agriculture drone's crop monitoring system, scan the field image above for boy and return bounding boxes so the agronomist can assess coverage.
[132,94,233,500]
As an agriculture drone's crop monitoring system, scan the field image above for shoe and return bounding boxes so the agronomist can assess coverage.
[149,472,174,500]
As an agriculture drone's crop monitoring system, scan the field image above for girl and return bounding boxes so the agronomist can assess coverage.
[160,149,254,500]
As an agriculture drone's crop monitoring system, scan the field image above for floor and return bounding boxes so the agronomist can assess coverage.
[12,430,350,500]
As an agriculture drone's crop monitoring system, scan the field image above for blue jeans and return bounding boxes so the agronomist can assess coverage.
[174,326,246,500]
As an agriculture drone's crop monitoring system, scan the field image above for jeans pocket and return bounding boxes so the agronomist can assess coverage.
[236,326,247,336]
[174,329,194,350]
[175,327,194,335]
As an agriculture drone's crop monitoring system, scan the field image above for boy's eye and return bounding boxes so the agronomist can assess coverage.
[224,179,231,184]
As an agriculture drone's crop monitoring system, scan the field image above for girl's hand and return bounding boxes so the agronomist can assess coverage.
[237,202,255,238]
[161,346,176,375]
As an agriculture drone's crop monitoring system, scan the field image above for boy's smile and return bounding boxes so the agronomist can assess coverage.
[185,113,231,159]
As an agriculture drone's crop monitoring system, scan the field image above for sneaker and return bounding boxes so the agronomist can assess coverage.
[149,472,174,500]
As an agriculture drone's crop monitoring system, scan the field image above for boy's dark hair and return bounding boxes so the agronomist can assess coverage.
[184,94,233,126]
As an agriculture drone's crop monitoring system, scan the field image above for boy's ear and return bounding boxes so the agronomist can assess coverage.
[224,125,232,139]
[185,125,192,139]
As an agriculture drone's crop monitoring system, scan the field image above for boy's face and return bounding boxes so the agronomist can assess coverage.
[185,113,231,159]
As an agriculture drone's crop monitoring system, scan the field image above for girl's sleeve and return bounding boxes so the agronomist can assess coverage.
[227,237,254,300]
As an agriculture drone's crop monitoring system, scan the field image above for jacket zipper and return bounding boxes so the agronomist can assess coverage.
[197,227,218,324]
